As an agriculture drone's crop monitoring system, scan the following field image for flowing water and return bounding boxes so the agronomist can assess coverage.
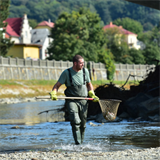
[0,100,159,153]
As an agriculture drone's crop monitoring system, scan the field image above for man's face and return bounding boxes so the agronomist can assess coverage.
[75,58,84,70]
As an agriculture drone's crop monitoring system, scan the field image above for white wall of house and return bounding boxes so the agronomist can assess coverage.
[10,37,20,43]
[41,37,53,59]
[126,34,137,49]
[20,14,31,44]
[126,34,145,50]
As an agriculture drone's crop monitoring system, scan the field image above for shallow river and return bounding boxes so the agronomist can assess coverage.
[0,100,159,152]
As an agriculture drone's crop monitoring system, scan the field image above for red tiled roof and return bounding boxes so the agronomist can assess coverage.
[5,24,19,37]
[5,32,10,38]
[5,18,22,36]
[103,22,137,35]
[37,21,54,28]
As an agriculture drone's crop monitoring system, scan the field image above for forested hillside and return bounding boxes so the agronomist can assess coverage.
[9,0,160,31]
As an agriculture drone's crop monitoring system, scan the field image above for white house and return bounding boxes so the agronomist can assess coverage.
[5,14,32,44]
[5,15,54,60]
[103,22,145,50]
[31,28,53,59]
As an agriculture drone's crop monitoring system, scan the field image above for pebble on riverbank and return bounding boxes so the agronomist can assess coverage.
[0,97,50,104]
[0,147,159,160]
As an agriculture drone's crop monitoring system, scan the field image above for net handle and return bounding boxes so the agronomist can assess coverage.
[99,99,122,102]
[36,96,94,100]
[36,96,122,102]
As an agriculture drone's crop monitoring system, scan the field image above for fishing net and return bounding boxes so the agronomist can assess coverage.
[98,99,121,121]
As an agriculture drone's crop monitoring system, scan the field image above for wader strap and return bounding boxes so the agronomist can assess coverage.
[83,68,85,85]
[68,68,73,86]
[68,68,86,86]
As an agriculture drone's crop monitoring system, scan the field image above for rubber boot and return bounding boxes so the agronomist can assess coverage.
[80,127,85,143]
[72,125,82,145]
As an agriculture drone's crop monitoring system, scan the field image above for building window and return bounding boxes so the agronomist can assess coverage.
[25,31,28,38]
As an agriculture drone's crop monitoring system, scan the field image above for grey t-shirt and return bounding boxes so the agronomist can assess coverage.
[58,67,91,87]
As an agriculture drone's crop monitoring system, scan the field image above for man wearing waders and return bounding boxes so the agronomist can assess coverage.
[50,55,99,145]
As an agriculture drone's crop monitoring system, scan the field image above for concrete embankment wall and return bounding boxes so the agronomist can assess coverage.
[0,57,155,81]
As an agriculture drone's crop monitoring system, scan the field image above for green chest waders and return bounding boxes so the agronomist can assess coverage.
[65,68,88,145]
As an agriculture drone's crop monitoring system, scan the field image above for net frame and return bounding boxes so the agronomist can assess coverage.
[98,99,121,121]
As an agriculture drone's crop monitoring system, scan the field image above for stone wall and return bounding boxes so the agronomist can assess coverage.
[0,57,155,81]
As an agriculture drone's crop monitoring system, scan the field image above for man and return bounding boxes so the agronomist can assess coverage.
[50,55,99,145]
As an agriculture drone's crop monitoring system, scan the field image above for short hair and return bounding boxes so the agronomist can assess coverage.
[73,55,83,63]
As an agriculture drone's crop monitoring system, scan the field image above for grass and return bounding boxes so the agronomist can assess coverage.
[0,79,139,87]
[0,80,20,85]
[0,80,57,86]
[91,80,139,87]
[0,79,139,99]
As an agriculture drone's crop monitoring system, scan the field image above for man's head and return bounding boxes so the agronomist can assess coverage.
[73,55,84,71]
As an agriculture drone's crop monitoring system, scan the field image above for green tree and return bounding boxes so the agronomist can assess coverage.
[9,0,160,31]
[48,8,104,62]
[9,4,30,18]
[143,22,154,31]
[11,0,28,6]
[129,48,145,64]
[113,17,143,34]
[138,25,160,65]
[48,7,115,80]
[28,19,38,29]
[94,1,111,25]
[98,49,115,80]
[138,31,152,45]
[104,27,132,64]
[142,45,160,65]
[157,21,160,30]
[0,0,14,56]
[138,25,160,47]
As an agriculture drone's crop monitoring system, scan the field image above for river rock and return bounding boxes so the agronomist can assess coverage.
[124,92,152,118]
[148,114,160,122]
[118,112,130,119]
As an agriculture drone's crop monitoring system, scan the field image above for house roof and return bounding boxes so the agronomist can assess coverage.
[31,28,50,45]
[5,24,19,37]
[14,43,42,48]
[5,17,22,37]
[5,32,10,38]
[37,21,54,28]
[103,22,137,35]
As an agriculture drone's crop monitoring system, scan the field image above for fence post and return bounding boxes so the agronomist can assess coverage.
[120,63,123,81]
[39,59,43,80]
[0,56,3,65]
[88,61,92,80]
[47,60,51,80]
[133,64,136,78]
[60,60,63,67]
[67,60,69,67]
[8,57,11,65]
[16,58,21,80]
[0,57,5,80]
[31,59,36,80]
[8,57,14,79]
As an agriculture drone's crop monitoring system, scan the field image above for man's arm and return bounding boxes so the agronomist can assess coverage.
[87,82,99,102]
[52,81,62,93]
[86,82,94,91]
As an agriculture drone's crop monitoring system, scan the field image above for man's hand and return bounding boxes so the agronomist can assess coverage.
[88,90,99,102]
[49,90,57,100]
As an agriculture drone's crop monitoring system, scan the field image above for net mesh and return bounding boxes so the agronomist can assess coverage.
[98,99,121,121]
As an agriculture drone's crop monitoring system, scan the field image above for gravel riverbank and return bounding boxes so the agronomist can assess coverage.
[0,97,159,160]
[0,97,51,104]
[0,147,159,160]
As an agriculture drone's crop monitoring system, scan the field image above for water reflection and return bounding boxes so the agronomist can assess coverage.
[0,101,160,152]
[0,100,65,124]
